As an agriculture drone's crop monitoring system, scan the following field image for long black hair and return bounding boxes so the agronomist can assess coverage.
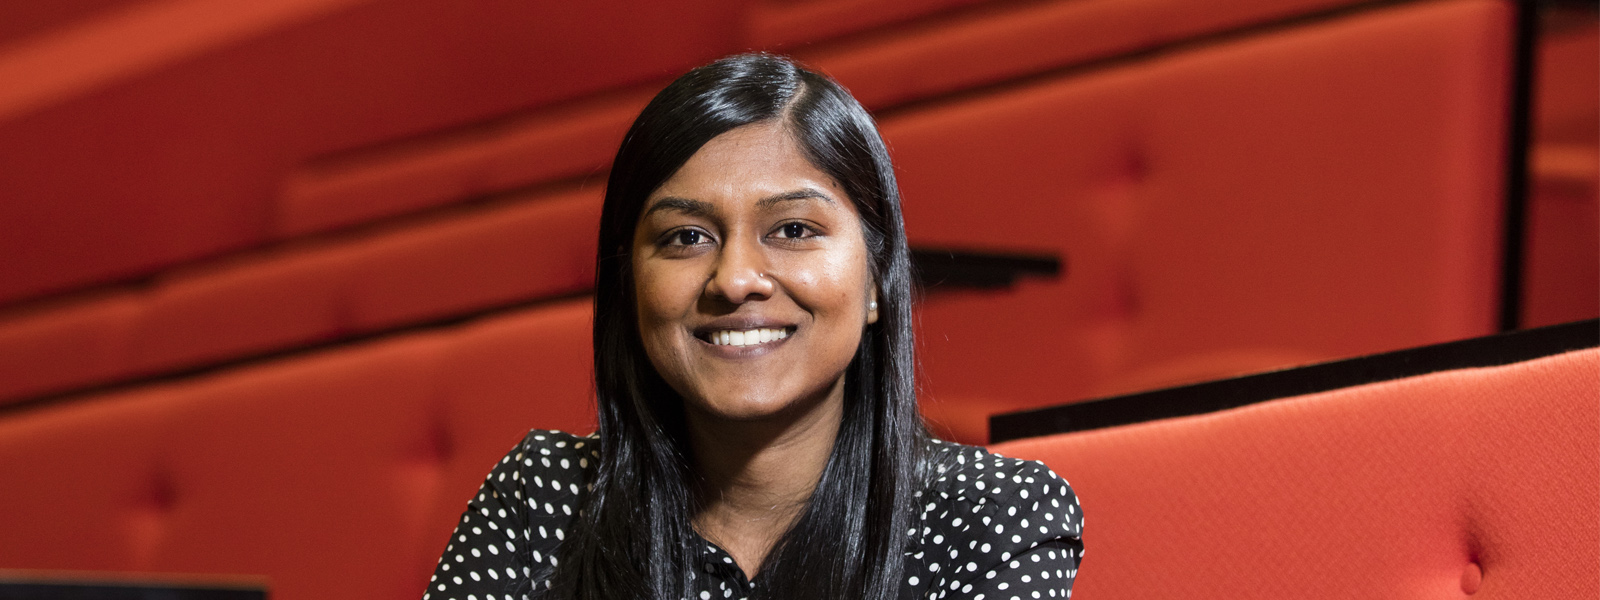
[546,53,927,600]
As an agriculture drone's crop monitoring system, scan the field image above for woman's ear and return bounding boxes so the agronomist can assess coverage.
[866,286,879,325]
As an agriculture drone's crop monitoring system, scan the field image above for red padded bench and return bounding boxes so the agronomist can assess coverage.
[990,328,1599,599]
[901,0,1515,442]
[0,188,599,406]
[0,0,742,306]
[0,300,595,600]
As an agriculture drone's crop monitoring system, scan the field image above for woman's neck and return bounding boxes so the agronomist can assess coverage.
[686,378,845,580]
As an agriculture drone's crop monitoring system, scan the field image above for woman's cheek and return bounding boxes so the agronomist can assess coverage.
[778,255,856,329]
[631,261,697,369]
[635,261,690,317]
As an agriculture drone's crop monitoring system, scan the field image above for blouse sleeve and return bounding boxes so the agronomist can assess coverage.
[427,430,600,600]
[426,439,535,600]
[930,458,1084,600]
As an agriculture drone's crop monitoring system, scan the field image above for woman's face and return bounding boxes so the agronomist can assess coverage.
[632,121,878,423]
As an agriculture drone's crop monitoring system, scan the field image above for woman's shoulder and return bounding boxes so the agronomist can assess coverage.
[916,437,1083,540]
[923,439,1076,502]
[513,429,601,466]
[492,429,599,510]
[903,442,1084,596]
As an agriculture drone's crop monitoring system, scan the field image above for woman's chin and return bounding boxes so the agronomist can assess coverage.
[685,383,840,425]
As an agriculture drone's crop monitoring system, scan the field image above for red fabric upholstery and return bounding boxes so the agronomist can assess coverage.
[1524,22,1599,328]
[277,93,648,238]
[748,0,993,48]
[0,293,139,399]
[276,0,1382,244]
[0,299,593,599]
[0,0,741,304]
[0,0,1580,596]
[0,0,1400,306]
[0,384,176,569]
[990,348,1600,599]
[0,188,599,406]
[0,0,139,45]
[804,0,1370,108]
[131,249,349,375]
[343,189,600,330]
[893,0,1512,441]
[0,1,1517,431]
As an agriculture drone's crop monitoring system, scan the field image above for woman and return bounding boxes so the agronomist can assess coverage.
[428,53,1081,600]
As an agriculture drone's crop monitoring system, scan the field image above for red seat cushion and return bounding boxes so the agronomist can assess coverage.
[344,189,601,330]
[808,0,1372,108]
[991,347,1600,599]
[0,300,597,600]
[0,293,139,404]
[890,0,1512,439]
[131,249,349,375]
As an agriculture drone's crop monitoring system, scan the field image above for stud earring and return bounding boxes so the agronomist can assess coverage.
[868,300,878,311]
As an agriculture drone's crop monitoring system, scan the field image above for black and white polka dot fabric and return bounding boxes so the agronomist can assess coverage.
[427,430,1083,600]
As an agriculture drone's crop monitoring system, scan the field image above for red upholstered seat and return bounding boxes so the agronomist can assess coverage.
[990,347,1600,599]
[343,189,600,330]
[0,300,596,600]
[0,383,178,570]
[4,0,1508,415]
[0,293,140,401]
[1524,22,1600,328]
[277,94,646,238]
[146,332,450,599]
[276,0,1388,240]
[0,189,600,407]
[892,0,1512,441]
[804,0,1372,108]
[130,248,350,375]
[413,299,596,580]
[0,0,742,305]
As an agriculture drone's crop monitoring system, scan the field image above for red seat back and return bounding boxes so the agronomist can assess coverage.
[991,348,1600,598]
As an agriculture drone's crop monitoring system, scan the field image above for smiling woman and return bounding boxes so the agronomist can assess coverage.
[426,53,1082,600]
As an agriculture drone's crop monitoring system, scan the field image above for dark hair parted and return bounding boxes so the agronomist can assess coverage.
[544,53,928,599]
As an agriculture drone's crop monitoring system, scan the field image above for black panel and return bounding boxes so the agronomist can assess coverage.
[0,583,265,600]
[1499,0,1538,331]
[989,318,1598,442]
[909,247,1064,291]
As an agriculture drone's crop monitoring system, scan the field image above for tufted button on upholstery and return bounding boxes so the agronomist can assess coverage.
[418,419,453,465]
[1460,562,1482,595]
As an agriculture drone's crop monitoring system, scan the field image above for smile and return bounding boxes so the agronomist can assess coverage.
[698,327,795,347]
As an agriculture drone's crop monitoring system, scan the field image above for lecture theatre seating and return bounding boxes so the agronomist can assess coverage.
[0,0,746,305]
[905,0,1514,442]
[0,0,1592,595]
[991,341,1599,599]
[0,314,1590,598]
[0,0,1529,443]
[0,300,595,599]
[1524,18,1600,328]
[0,188,601,404]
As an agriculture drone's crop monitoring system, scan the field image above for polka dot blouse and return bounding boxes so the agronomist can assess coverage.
[427,430,1083,600]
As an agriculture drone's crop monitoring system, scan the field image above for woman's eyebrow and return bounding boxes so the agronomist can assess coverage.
[643,196,716,218]
[756,188,835,209]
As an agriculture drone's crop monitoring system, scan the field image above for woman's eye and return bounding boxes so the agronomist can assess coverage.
[776,222,812,239]
[669,229,707,246]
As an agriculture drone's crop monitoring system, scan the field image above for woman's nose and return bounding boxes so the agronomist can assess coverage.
[707,237,775,304]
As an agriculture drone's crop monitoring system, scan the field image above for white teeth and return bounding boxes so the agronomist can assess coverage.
[709,328,789,347]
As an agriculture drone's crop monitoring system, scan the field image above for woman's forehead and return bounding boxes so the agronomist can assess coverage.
[644,123,851,214]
